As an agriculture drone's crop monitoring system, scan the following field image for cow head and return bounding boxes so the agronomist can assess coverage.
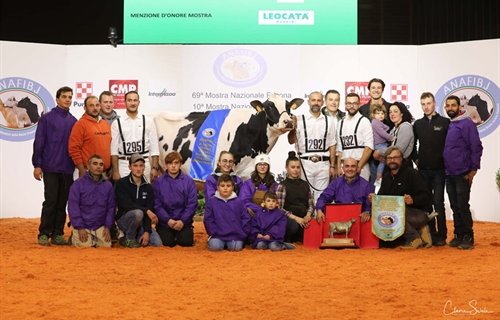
[250,93,303,131]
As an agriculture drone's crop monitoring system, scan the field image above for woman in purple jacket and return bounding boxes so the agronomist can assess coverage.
[239,154,277,217]
[153,151,197,247]
[204,151,243,199]
[203,174,251,251]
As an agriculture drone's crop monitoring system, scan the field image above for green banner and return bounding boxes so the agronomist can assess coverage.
[372,195,405,241]
[124,0,357,44]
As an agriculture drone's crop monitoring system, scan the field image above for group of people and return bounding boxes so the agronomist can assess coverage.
[33,80,483,251]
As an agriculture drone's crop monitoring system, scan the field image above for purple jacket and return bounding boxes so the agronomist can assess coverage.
[443,111,483,175]
[251,207,287,248]
[32,106,77,174]
[204,170,243,199]
[153,171,197,228]
[203,192,251,242]
[316,175,374,213]
[371,119,393,145]
[68,173,115,230]
[240,179,277,213]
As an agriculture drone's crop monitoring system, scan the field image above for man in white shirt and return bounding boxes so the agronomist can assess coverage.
[288,91,336,202]
[336,92,374,181]
[111,91,160,183]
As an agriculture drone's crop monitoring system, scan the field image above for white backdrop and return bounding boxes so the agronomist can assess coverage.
[0,39,498,222]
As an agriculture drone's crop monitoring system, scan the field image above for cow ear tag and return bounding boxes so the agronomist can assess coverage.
[250,101,264,113]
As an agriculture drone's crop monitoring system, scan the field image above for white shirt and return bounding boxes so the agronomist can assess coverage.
[111,112,159,157]
[337,112,374,160]
[295,112,336,157]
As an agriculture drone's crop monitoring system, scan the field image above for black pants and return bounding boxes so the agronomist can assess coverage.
[38,172,73,238]
[156,223,194,247]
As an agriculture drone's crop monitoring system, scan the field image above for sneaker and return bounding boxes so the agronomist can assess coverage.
[38,235,50,247]
[124,238,141,248]
[458,235,474,250]
[401,237,423,249]
[448,235,462,248]
[51,235,68,245]
[434,238,447,246]
[418,225,433,248]
[374,179,382,187]
[282,242,296,250]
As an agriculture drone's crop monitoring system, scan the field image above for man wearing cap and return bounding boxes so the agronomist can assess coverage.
[68,95,112,178]
[114,153,162,248]
[288,91,337,203]
[111,91,160,183]
[68,154,115,248]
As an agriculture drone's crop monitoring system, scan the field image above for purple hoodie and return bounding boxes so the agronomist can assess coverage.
[68,173,115,231]
[153,171,197,228]
[32,106,77,174]
[443,111,483,175]
[203,192,251,242]
[240,179,277,213]
[251,207,287,248]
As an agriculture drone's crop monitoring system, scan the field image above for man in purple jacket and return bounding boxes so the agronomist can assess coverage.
[315,158,374,223]
[443,95,483,250]
[68,154,116,248]
[153,151,197,247]
[32,86,77,246]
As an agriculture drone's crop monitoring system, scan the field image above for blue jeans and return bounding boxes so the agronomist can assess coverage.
[117,209,143,240]
[208,238,244,251]
[446,173,473,237]
[137,225,162,247]
[369,142,389,185]
[419,169,447,240]
[255,240,283,251]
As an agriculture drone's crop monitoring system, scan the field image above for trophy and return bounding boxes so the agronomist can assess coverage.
[320,218,357,248]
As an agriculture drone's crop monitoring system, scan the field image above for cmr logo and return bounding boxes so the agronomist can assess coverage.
[345,81,371,105]
[258,11,314,25]
[109,80,138,109]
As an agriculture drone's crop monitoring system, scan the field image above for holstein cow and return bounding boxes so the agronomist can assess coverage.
[153,93,304,182]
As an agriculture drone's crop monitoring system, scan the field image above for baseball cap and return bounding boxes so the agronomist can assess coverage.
[129,153,145,164]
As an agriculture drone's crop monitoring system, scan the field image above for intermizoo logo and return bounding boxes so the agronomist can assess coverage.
[0,77,53,142]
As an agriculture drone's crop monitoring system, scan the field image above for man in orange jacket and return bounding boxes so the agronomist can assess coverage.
[69,95,112,177]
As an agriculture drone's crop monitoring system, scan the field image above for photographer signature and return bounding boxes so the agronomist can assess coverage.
[443,300,494,316]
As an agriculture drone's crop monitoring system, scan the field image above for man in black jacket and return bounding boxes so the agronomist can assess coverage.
[412,92,450,246]
[114,153,161,248]
[370,146,433,249]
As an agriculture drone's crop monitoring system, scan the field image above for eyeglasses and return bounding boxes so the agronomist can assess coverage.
[386,156,402,161]
[221,159,234,164]
[257,163,269,167]
[346,102,360,107]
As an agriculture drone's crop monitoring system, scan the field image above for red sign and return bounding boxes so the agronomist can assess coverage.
[75,82,93,99]
[109,80,138,109]
[345,81,370,105]
[390,84,408,101]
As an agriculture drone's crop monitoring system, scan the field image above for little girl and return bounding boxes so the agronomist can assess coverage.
[370,104,394,186]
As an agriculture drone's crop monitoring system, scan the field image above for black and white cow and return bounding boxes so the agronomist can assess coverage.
[153,93,304,181]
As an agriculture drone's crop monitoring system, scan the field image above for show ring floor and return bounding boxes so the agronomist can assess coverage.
[1,218,498,319]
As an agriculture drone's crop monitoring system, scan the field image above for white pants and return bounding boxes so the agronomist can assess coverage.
[300,160,330,204]
[118,158,151,182]
[359,162,370,182]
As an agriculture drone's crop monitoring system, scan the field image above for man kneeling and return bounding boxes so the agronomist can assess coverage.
[68,154,115,248]
[114,153,162,248]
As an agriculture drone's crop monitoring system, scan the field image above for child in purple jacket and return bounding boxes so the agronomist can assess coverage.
[203,174,251,251]
[251,192,288,251]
